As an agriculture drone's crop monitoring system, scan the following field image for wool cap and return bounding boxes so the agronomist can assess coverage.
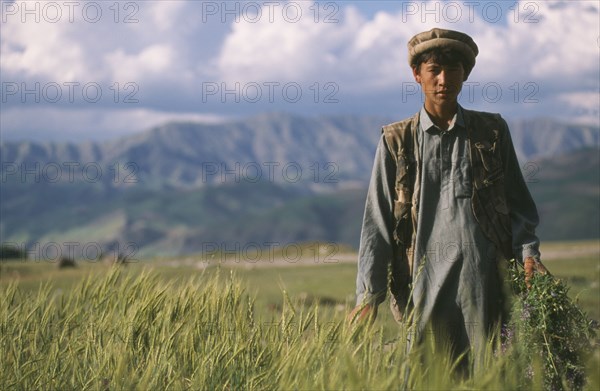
[408,28,478,76]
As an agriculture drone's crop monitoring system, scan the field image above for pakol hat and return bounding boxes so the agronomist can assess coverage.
[408,28,478,76]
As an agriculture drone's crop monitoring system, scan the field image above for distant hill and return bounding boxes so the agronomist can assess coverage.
[0,113,390,189]
[1,113,598,258]
[527,147,600,241]
[507,118,599,162]
[1,113,597,189]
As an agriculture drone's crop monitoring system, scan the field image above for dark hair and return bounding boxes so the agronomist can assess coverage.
[411,47,468,73]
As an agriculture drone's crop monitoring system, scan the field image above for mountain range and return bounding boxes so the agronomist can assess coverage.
[1,113,598,259]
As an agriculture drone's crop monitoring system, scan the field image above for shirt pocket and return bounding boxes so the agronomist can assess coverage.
[453,159,473,198]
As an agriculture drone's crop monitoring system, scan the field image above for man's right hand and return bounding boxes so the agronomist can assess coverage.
[347,303,378,324]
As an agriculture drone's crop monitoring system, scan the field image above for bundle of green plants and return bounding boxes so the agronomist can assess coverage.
[506,259,598,390]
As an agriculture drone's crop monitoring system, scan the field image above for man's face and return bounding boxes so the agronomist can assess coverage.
[412,59,465,108]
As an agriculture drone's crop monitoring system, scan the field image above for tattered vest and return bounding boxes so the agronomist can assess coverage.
[382,108,513,306]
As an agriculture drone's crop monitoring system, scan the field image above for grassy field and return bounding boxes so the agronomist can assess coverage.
[1,241,598,389]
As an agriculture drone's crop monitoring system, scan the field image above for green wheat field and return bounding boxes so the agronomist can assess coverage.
[1,240,598,390]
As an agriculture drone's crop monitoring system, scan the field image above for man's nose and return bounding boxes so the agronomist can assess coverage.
[438,70,446,85]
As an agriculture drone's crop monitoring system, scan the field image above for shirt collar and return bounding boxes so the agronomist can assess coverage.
[419,104,464,133]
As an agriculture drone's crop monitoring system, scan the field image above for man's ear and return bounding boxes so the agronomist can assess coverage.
[412,66,421,83]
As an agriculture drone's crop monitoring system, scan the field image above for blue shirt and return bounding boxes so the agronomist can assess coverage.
[356,105,541,313]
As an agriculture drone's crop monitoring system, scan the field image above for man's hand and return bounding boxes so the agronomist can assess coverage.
[347,303,378,324]
[524,256,549,289]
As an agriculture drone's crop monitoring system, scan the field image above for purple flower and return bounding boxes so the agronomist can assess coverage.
[525,364,534,380]
[521,303,531,321]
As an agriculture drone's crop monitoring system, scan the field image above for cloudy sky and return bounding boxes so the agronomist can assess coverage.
[1,0,598,141]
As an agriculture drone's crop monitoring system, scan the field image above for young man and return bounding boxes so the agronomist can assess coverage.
[350,28,547,362]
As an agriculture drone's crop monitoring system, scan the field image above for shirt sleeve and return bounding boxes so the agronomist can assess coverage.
[355,134,397,306]
[499,116,541,263]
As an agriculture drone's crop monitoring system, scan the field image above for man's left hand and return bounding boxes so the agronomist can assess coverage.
[524,256,549,289]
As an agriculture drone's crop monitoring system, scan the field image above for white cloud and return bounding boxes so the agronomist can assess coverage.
[1,0,598,138]
[147,1,187,32]
[472,1,599,84]
[0,0,215,84]
[1,8,89,80]
[215,1,598,90]
[105,44,175,81]
[217,3,363,83]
